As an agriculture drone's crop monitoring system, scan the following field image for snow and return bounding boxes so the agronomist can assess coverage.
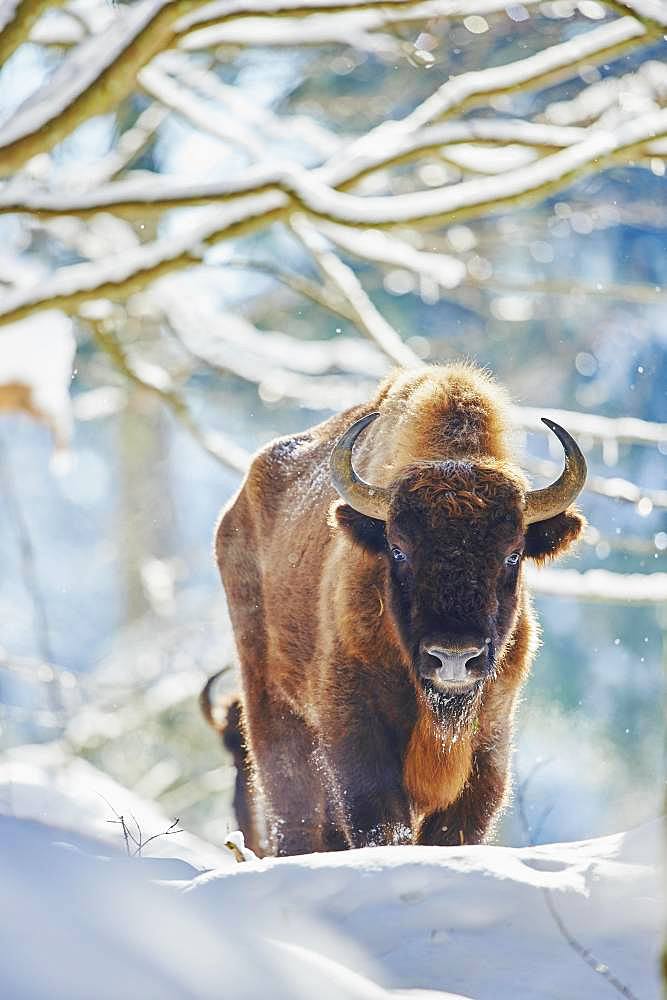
[528,565,667,603]
[0,748,662,1000]
[0,309,75,446]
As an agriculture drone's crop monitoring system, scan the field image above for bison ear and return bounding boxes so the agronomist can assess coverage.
[524,509,586,564]
[330,502,387,554]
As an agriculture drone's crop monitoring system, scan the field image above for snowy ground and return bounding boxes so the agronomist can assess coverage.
[0,746,662,1000]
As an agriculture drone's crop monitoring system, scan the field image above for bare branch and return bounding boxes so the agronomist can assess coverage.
[469,274,667,306]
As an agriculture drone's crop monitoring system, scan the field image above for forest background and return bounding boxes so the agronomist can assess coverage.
[0,0,665,857]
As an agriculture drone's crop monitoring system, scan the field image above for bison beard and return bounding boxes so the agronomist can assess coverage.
[206,364,586,856]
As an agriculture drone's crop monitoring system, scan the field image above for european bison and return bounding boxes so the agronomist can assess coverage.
[205,364,586,856]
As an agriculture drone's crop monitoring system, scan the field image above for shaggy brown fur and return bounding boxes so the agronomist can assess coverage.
[206,364,584,856]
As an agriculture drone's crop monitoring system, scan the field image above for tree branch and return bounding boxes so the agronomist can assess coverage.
[0,0,65,67]
[87,315,250,473]
[5,108,665,230]
[0,0,194,176]
[527,566,667,604]
[290,214,419,367]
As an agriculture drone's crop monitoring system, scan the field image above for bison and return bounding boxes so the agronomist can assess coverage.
[204,364,586,856]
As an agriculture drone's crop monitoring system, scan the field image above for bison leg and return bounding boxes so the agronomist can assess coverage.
[417,750,507,846]
[246,692,331,857]
[324,718,412,849]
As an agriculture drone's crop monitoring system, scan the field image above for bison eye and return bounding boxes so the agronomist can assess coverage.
[505,552,521,566]
[391,546,407,562]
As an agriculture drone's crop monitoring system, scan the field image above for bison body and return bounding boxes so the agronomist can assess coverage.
[212,365,585,855]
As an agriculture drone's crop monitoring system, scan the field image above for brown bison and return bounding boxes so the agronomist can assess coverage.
[204,364,586,856]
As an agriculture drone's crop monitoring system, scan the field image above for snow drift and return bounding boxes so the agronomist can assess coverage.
[0,753,661,1000]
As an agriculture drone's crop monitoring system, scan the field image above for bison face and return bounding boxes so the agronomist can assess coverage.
[383,462,530,693]
[330,413,586,697]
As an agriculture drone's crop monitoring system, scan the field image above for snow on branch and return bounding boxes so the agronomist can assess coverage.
[365,17,649,136]
[527,566,667,604]
[543,60,667,129]
[323,120,589,191]
[137,64,262,158]
[160,294,380,410]
[315,220,466,288]
[3,108,666,229]
[601,0,667,33]
[515,405,667,448]
[177,0,544,51]
[297,109,667,227]
[157,289,387,378]
[160,50,342,158]
[0,0,188,176]
[1,0,548,173]
[2,102,666,328]
[0,0,65,65]
[290,215,418,367]
[0,192,286,327]
[175,0,541,36]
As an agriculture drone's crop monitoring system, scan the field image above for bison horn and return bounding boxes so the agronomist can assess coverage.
[330,412,391,520]
[524,418,587,525]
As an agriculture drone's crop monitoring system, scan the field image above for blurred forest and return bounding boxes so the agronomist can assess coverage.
[0,0,665,851]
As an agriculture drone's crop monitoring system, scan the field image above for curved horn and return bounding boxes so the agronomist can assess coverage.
[524,417,587,525]
[330,412,391,521]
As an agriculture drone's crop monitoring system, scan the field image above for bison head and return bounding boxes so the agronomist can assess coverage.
[330,413,586,699]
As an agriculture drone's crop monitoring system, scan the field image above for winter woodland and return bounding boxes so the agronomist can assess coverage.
[0,0,665,997]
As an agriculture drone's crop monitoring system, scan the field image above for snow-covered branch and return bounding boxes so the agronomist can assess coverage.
[346,17,649,143]
[1,0,555,173]
[137,64,262,158]
[315,221,466,289]
[5,108,665,232]
[324,120,589,191]
[290,215,419,367]
[523,456,667,510]
[527,566,667,604]
[0,0,63,66]
[87,313,249,473]
[0,0,189,175]
[515,406,667,448]
[298,110,667,228]
[601,0,667,34]
[0,192,285,326]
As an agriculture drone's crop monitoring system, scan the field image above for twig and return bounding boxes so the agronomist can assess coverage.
[101,791,183,856]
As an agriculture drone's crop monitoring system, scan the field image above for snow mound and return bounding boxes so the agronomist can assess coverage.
[0,759,662,1000]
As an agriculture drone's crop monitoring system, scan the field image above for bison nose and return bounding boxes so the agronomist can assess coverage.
[422,643,487,683]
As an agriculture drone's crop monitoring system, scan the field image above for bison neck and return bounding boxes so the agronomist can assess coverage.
[403,694,477,818]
